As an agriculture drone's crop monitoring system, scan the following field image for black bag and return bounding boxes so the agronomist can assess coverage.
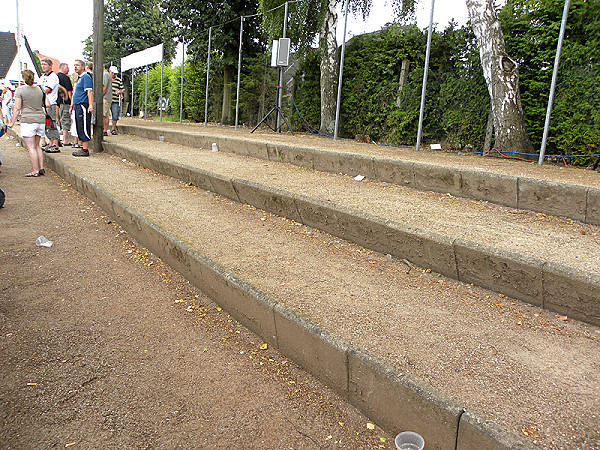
[39,86,54,127]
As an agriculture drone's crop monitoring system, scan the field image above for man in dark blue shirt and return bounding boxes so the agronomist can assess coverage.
[71,60,93,156]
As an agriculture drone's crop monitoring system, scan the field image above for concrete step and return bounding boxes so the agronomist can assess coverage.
[32,136,599,449]
[118,119,600,226]
[100,130,600,327]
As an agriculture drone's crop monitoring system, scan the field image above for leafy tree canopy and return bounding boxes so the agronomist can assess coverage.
[83,0,176,68]
[160,0,264,66]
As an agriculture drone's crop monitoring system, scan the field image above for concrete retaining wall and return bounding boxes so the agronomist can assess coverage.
[41,148,537,450]
[103,141,600,326]
[118,123,600,226]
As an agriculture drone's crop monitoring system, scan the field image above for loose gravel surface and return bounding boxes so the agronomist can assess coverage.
[35,123,600,450]
[113,132,600,274]
[0,137,393,449]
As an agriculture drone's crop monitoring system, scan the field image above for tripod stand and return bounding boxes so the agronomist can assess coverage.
[251,86,294,135]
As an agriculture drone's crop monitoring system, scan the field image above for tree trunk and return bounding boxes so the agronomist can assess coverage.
[396,59,410,108]
[466,0,534,154]
[221,66,234,125]
[318,0,338,135]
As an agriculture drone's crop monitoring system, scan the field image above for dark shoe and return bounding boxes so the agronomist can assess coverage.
[111,130,118,135]
[38,169,45,176]
[103,131,108,136]
[58,141,63,147]
[25,172,40,177]
[72,150,90,157]
[72,143,82,148]
[44,145,60,153]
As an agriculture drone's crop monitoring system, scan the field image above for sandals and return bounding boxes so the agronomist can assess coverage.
[25,172,40,177]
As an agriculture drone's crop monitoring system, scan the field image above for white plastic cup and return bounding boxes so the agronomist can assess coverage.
[35,236,53,248]
[395,431,425,450]
[211,142,218,152]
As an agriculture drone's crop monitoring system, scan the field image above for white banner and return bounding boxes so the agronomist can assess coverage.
[121,43,163,72]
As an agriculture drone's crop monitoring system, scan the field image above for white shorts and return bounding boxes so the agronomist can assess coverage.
[21,122,46,138]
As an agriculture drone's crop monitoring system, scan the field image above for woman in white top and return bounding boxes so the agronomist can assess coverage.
[9,70,46,177]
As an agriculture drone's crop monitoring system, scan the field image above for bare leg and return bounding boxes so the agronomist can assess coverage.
[23,136,42,174]
[34,135,44,171]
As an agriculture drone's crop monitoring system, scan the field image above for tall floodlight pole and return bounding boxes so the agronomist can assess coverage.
[131,71,134,118]
[93,0,104,153]
[15,0,22,82]
[180,41,185,124]
[144,65,148,120]
[334,0,350,140]
[276,2,289,133]
[205,27,212,127]
[160,53,164,121]
[415,0,435,151]
[235,16,244,129]
[538,0,571,165]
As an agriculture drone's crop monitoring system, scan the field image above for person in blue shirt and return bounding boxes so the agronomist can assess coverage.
[70,59,93,156]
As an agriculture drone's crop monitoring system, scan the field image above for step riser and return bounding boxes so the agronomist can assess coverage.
[43,150,534,450]
[103,141,600,327]
[119,124,600,226]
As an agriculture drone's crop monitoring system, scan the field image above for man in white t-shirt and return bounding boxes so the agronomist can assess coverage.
[38,58,60,152]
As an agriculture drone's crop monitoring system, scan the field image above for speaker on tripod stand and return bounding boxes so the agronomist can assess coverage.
[251,38,294,135]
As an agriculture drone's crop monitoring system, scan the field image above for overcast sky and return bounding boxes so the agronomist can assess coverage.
[0,0,472,72]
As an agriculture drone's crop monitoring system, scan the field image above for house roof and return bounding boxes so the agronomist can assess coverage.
[0,31,41,80]
[0,32,18,79]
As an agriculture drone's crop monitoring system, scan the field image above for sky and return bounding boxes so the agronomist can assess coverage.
[0,0,471,72]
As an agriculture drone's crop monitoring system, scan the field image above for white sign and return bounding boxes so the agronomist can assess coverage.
[121,43,164,72]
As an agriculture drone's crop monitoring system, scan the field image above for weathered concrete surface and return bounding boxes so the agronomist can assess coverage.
[457,411,539,450]
[26,131,544,449]
[118,121,600,226]
[102,138,600,326]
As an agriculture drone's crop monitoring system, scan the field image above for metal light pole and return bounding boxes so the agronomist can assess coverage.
[538,0,571,165]
[235,17,244,129]
[415,0,435,151]
[334,0,350,140]
[180,41,185,124]
[204,27,212,127]
[276,2,289,133]
[15,0,22,83]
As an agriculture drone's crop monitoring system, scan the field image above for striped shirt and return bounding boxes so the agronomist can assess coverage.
[111,76,124,103]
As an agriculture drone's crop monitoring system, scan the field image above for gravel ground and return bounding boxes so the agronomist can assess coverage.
[38,125,600,450]
[0,135,394,449]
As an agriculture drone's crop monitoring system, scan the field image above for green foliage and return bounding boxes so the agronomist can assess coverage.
[500,0,600,162]
[83,0,176,68]
[292,22,488,148]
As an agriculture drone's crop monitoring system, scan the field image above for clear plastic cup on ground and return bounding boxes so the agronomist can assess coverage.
[35,236,53,247]
[395,431,425,450]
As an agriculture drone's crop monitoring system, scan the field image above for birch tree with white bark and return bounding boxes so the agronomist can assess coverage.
[465,0,533,152]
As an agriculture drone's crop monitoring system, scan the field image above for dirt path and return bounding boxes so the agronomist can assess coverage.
[19,121,600,449]
[0,137,392,448]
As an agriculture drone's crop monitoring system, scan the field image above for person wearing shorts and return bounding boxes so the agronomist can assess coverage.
[102,67,112,136]
[109,65,124,135]
[9,70,46,177]
[57,63,73,146]
[38,58,60,152]
[71,60,93,157]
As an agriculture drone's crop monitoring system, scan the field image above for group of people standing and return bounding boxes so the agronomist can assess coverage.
[6,58,124,177]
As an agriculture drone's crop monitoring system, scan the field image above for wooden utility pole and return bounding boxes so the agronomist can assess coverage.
[92,0,104,153]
